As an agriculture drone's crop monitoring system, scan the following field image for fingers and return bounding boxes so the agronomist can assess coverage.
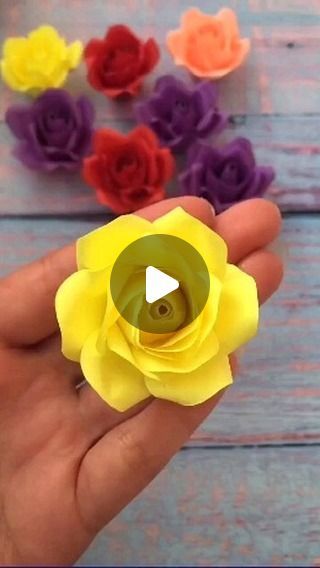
[77,391,225,532]
[0,197,214,347]
[37,334,84,389]
[0,244,76,346]
[214,199,282,264]
[138,195,215,224]
[0,197,281,347]
[239,249,283,305]
[78,387,152,441]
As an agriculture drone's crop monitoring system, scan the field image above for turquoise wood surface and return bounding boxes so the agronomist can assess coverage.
[78,447,320,567]
[1,0,320,565]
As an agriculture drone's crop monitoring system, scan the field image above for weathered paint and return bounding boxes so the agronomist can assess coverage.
[1,1,320,213]
[1,0,320,565]
[78,447,320,566]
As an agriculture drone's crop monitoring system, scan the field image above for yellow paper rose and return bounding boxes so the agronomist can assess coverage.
[55,208,259,411]
[0,25,82,94]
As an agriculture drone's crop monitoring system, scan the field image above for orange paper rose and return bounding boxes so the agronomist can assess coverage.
[167,7,250,79]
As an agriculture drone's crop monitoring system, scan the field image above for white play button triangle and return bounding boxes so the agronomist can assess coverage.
[145,266,179,304]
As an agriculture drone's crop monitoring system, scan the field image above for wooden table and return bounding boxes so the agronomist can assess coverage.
[1,1,320,565]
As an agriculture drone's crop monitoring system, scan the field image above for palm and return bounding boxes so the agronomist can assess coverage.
[0,198,282,566]
[0,344,94,564]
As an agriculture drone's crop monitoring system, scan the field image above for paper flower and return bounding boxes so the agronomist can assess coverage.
[83,126,174,213]
[5,89,95,172]
[0,25,82,94]
[84,25,160,98]
[179,138,275,214]
[135,75,228,153]
[55,207,259,411]
[167,7,250,79]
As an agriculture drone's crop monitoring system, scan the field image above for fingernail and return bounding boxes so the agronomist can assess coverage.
[200,198,216,218]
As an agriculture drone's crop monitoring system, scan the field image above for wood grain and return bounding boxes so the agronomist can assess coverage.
[77,447,320,566]
[1,215,319,446]
[0,2,319,565]
[1,0,320,214]
[1,115,320,215]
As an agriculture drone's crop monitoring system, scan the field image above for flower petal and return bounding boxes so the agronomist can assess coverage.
[81,330,149,411]
[55,269,108,361]
[105,25,140,50]
[5,105,33,139]
[153,207,228,279]
[2,37,28,58]
[215,264,259,355]
[67,40,83,68]
[12,142,46,170]
[84,38,105,61]
[131,125,158,150]
[93,128,125,155]
[133,324,219,377]
[1,60,25,91]
[197,38,250,79]
[145,354,232,405]
[181,8,208,29]
[141,38,160,74]
[77,95,95,125]
[77,215,153,270]
[216,8,241,38]
[166,30,185,63]
[29,25,62,44]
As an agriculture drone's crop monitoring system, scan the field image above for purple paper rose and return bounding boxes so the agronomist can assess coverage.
[5,89,95,172]
[179,138,275,213]
[134,75,228,153]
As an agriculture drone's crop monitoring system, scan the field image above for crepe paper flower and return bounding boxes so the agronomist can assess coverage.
[5,89,95,172]
[167,7,250,79]
[55,207,259,411]
[84,25,160,98]
[134,75,228,154]
[179,138,275,214]
[0,25,82,95]
[83,125,175,213]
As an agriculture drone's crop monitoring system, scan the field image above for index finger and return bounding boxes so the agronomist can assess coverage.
[0,197,214,346]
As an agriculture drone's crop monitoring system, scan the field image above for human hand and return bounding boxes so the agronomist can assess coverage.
[0,197,282,566]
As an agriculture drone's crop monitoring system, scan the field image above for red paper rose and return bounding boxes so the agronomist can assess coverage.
[83,126,175,213]
[84,25,160,98]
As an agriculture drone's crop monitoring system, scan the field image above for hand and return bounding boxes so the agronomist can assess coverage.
[0,197,282,566]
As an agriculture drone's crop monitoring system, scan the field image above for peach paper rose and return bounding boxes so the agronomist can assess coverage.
[167,7,250,79]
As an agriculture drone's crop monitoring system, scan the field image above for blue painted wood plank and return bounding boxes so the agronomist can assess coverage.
[77,446,320,566]
[0,214,319,445]
[1,1,320,214]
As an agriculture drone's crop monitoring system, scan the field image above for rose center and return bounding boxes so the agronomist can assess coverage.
[116,155,137,173]
[174,98,189,114]
[45,110,70,131]
[149,299,173,320]
[103,46,137,74]
[220,162,241,184]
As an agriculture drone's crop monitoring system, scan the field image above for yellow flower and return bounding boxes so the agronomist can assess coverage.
[55,208,259,411]
[0,25,82,94]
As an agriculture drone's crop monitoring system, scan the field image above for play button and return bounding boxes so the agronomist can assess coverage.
[110,234,210,334]
[146,266,179,304]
